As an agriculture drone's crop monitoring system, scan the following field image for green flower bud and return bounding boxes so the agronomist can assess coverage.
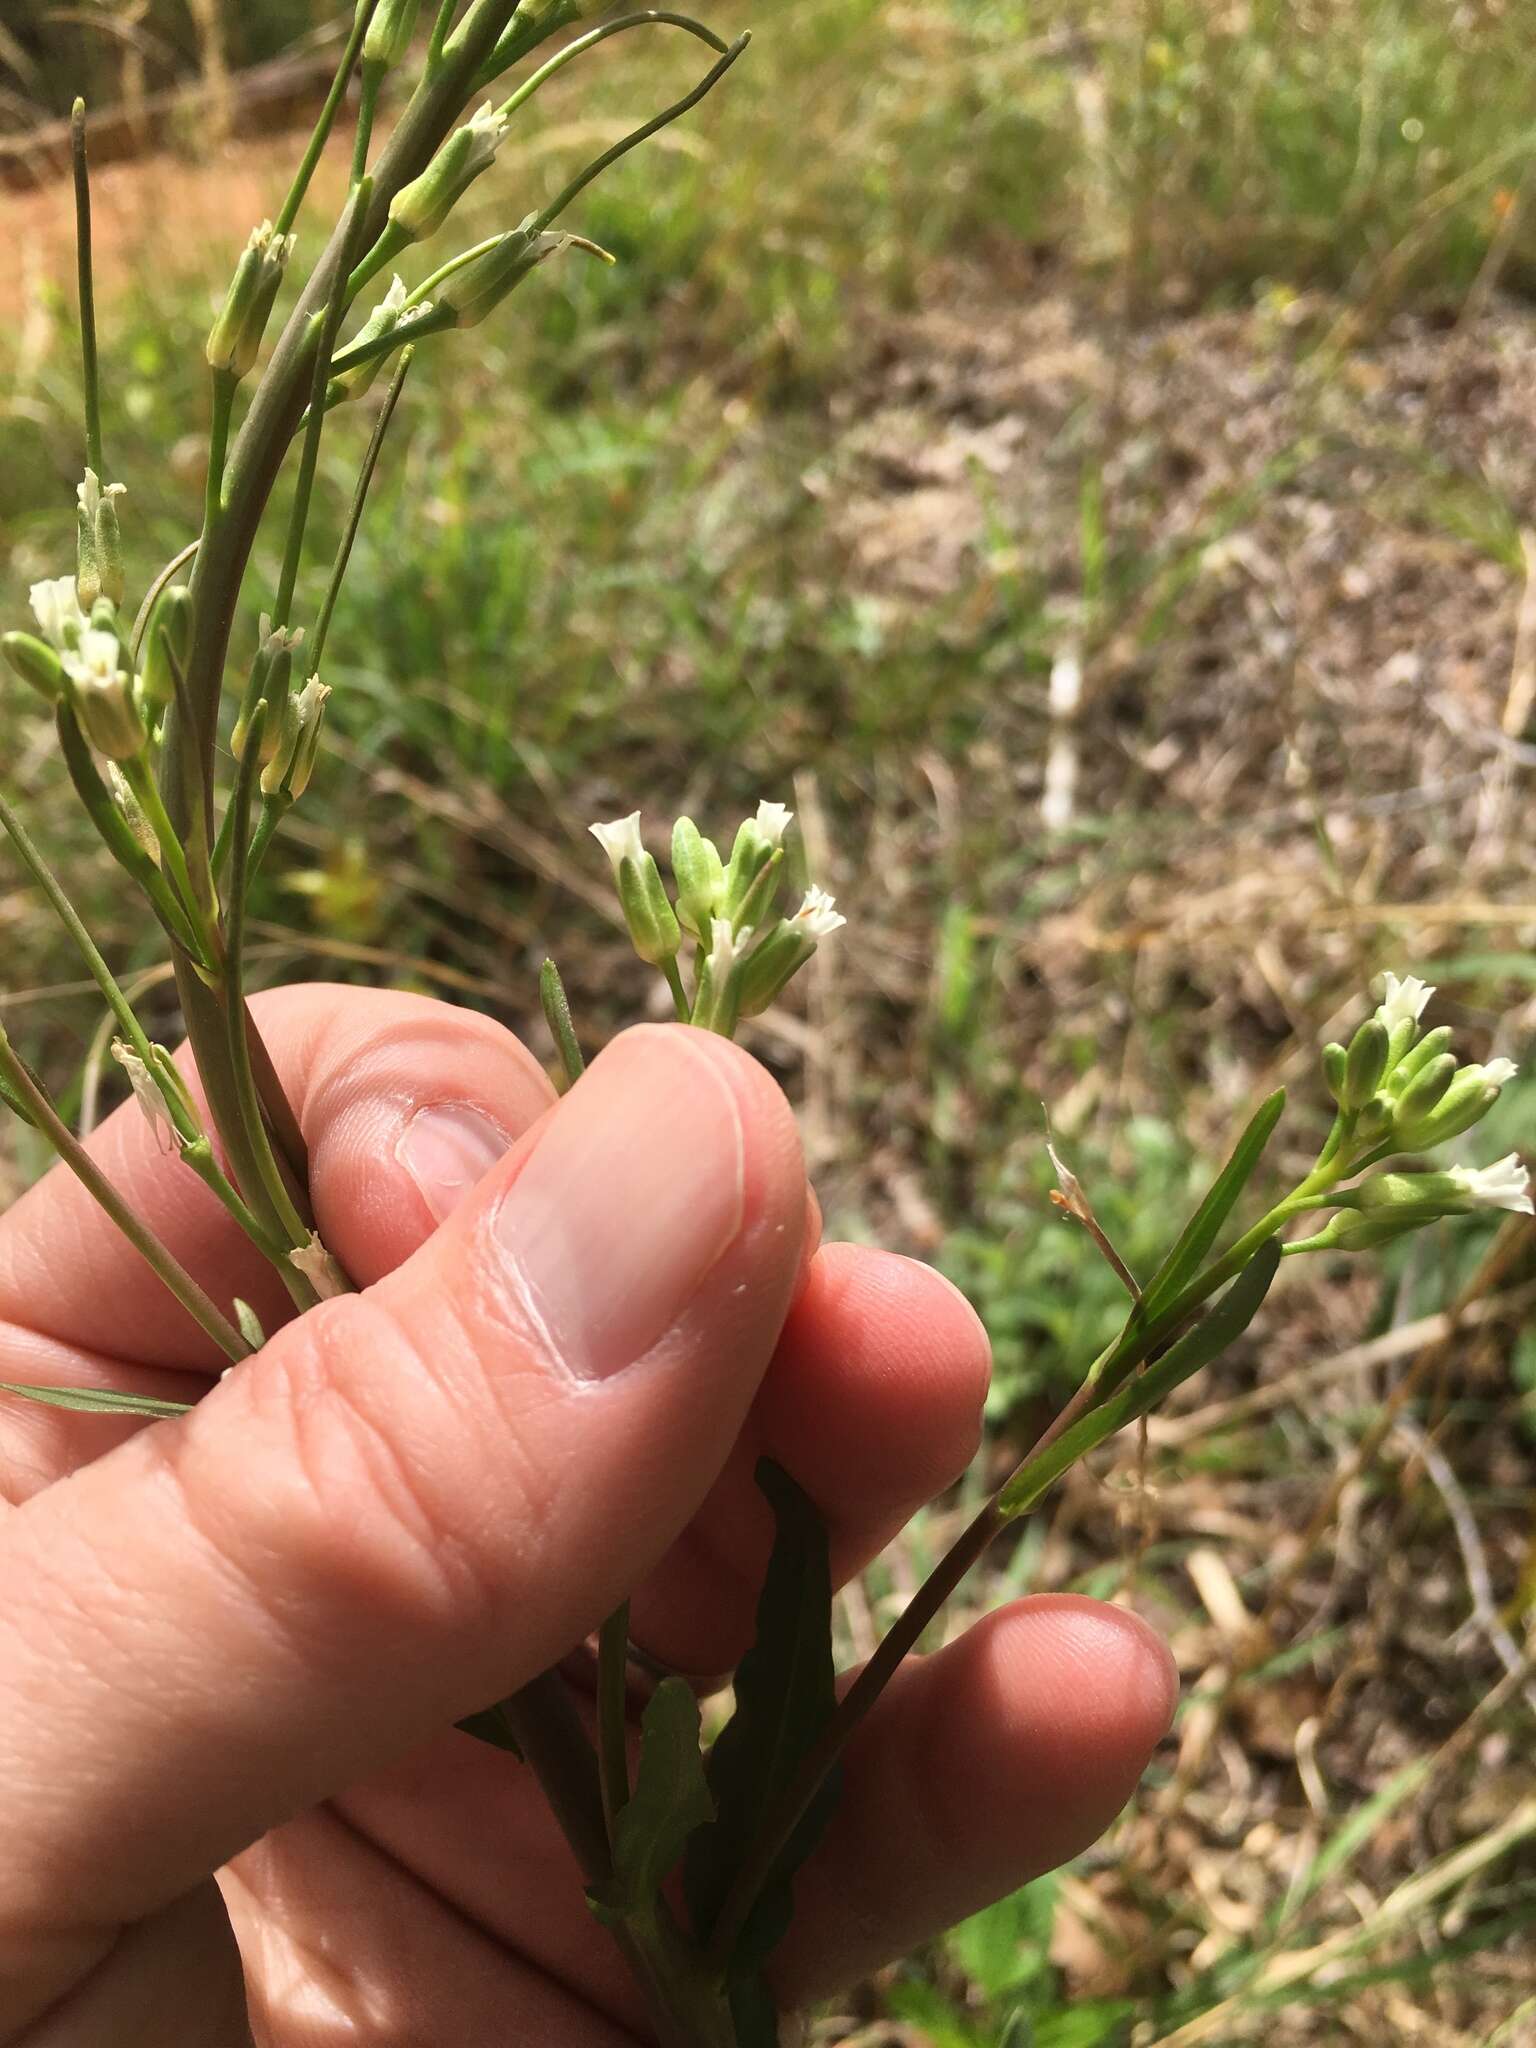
[1394,1058,1517,1151]
[723,818,770,918]
[3,630,63,702]
[735,888,846,1018]
[206,220,295,380]
[671,817,725,937]
[588,813,680,966]
[141,584,193,709]
[261,676,330,799]
[1390,1024,1454,1090]
[735,922,814,1020]
[1302,1209,1427,1254]
[331,277,414,403]
[232,616,302,762]
[388,103,508,243]
[1341,1017,1390,1111]
[1321,1042,1347,1102]
[75,469,126,609]
[362,0,421,69]
[1391,1052,1457,1133]
[61,627,142,759]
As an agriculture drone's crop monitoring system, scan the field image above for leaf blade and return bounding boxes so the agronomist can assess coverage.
[0,1381,195,1418]
[1000,1238,1282,1518]
[596,1677,714,1917]
[1141,1090,1285,1320]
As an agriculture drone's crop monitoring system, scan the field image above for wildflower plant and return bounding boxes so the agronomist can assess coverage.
[0,11,1529,2045]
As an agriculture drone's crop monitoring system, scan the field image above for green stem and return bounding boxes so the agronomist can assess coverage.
[129,540,200,668]
[222,712,316,1285]
[310,348,413,673]
[469,0,580,93]
[427,0,460,67]
[274,183,374,629]
[274,0,385,237]
[0,1027,247,1363]
[663,955,691,1022]
[352,59,384,185]
[597,1600,632,1846]
[204,370,237,534]
[56,703,206,960]
[71,100,102,476]
[526,32,750,238]
[493,12,728,124]
[122,755,215,944]
[326,301,453,383]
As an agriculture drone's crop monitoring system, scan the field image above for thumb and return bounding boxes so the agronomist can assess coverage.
[0,1025,804,2028]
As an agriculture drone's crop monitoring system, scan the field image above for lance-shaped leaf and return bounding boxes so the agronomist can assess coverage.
[0,1381,195,1418]
[685,1460,839,1971]
[590,1678,713,1923]
[1000,1238,1281,1519]
[1141,1090,1285,1321]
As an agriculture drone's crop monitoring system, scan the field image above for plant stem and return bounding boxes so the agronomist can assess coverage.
[527,33,751,238]
[204,370,237,534]
[71,100,102,476]
[130,540,200,667]
[273,183,374,629]
[352,59,384,186]
[0,1027,248,1363]
[493,12,729,125]
[663,957,692,1022]
[274,0,385,238]
[309,349,413,672]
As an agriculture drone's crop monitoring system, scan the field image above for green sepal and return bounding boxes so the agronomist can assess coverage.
[1391,1053,1456,1129]
[617,852,681,967]
[735,922,814,1020]
[731,846,784,936]
[141,585,193,709]
[722,818,770,918]
[1000,1238,1282,1518]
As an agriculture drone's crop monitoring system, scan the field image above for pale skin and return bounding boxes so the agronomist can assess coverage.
[0,987,1176,2045]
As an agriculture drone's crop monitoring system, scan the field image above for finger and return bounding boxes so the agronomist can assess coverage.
[773,1595,1178,2001]
[626,1243,991,1675]
[0,1025,804,2031]
[0,983,555,1375]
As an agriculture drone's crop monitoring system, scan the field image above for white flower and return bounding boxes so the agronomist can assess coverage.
[289,1232,349,1299]
[380,274,409,316]
[755,800,793,848]
[61,629,142,758]
[29,575,87,648]
[1375,972,1434,1031]
[1481,1057,1519,1090]
[792,886,846,940]
[1447,1154,1533,1215]
[464,100,509,165]
[62,626,126,689]
[589,811,644,874]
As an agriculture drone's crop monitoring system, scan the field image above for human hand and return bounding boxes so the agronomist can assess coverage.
[0,988,1175,2045]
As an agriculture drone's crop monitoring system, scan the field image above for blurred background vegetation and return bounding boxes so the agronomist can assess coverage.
[3,1,1535,2041]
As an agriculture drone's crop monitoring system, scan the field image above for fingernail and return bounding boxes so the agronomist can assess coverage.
[493,1028,745,1381]
[399,1104,514,1223]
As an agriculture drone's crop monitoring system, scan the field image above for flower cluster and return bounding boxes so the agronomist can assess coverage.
[1301,972,1528,1250]
[589,801,845,1036]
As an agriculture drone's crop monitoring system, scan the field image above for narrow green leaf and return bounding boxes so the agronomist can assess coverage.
[0,1381,195,1418]
[454,1699,524,1760]
[595,1677,713,1917]
[1000,1240,1281,1518]
[684,1459,839,1970]
[1141,1090,1285,1320]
